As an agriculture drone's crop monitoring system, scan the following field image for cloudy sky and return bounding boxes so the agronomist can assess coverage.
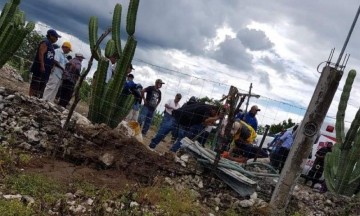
[2,0,360,127]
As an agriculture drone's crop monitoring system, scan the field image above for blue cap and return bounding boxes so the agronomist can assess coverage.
[47,29,61,38]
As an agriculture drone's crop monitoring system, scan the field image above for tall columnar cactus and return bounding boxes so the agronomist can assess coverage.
[324,69,360,196]
[88,0,139,128]
[0,0,35,69]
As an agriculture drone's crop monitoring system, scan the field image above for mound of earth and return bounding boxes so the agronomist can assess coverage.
[0,86,190,188]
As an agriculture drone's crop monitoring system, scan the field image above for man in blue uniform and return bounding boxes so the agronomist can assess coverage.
[29,29,61,98]
[235,105,260,131]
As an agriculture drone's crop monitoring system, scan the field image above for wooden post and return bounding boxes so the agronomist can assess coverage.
[270,66,343,215]
[245,83,253,113]
[254,124,270,162]
[224,86,239,138]
[213,86,238,166]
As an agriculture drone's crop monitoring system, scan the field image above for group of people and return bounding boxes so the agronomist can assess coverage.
[135,83,267,157]
[28,29,85,107]
[137,91,333,187]
[267,122,333,189]
[220,105,269,163]
[124,76,223,153]
[146,93,225,152]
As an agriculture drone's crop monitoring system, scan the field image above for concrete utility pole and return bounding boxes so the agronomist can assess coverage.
[270,4,360,215]
[270,66,343,214]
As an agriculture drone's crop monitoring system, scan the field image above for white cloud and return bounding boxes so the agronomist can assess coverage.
[3,0,360,126]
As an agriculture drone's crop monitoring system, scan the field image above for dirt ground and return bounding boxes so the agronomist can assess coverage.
[0,64,187,191]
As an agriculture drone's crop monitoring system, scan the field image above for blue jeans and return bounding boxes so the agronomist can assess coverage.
[149,112,175,148]
[170,124,204,152]
[138,106,155,135]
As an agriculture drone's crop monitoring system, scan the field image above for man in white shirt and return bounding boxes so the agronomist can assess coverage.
[105,56,117,83]
[148,93,182,150]
[43,41,72,102]
[105,55,134,83]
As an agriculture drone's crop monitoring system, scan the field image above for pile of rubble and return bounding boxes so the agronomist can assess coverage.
[0,65,24,82]
[0,86,88,153]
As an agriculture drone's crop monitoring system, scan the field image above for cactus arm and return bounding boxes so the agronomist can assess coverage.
[349,158,360,185]
[110,94,134,128]
[0,0,19,33]
[88,57,109,123]
[105,39,115,58]
[0,22,33,66]
[338,70,357,149]
[89,16,101,61]
[112,4,122,58]
[18,10,25,26]
[0,0,34,69]
[6,22,34,52]
[0,24,15,67]
[0,2,10,22]
[0,22,14,46]
[128,37,137,62]
[348,128,360,184]
[324,153,336,192]
[335,146,359,194]
[336,70,356,145]
[324,143,341,193]
[102,36,137,125]
[126,0,140,36]
[343,108,360,150]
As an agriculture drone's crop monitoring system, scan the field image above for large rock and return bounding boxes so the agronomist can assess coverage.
[99,153,115,166]
[24,129,40,142]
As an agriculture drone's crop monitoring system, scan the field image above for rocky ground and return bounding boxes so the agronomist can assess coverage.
[1,65,360,215]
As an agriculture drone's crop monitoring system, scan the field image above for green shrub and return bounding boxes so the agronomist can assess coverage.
[137,186,204,215]
[79,78,92,103]
[0,200,34,216]
[5,174,64,204]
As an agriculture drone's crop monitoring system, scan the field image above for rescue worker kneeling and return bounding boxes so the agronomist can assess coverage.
[222,120,268,163]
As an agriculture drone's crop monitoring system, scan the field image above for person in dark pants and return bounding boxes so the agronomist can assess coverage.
[197,126,212,147]
[270,125,298,172]
[305,142,333,187]
[170,103,223,152]
[58,53,85,107]
[222,121,267,163]
[148,93,182,150]
[138,79,164,136]
[29,29,61,98]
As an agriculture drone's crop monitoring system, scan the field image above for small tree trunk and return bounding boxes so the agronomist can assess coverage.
[63,28,111,130]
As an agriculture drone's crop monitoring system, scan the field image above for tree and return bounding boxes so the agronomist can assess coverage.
[269,118,296,135]
[197,96,222,107]
[257,125,265,135]
[9,30,44,69]
[79,78,93,103]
